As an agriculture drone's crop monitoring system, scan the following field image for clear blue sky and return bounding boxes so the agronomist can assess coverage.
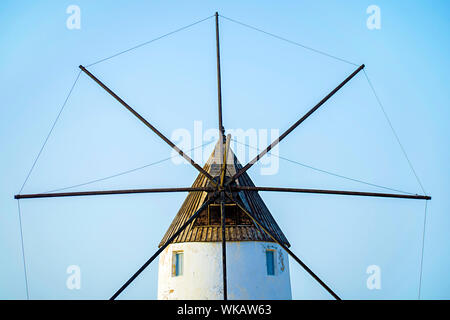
[1,0,449,299]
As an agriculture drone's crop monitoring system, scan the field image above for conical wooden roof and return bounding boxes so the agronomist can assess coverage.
[158,140,290,247]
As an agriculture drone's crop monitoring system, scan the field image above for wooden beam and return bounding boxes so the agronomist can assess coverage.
[232,186,431,200]
[227,64,365,185]
[78,65,217,186]
[15,187,213,199]
[215,12,225,140]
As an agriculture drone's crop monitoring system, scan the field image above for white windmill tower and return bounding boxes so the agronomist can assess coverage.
[157,139,292,300]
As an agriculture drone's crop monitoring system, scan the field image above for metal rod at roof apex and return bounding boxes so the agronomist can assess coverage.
[78,65,217,186]
[226,64,365,186]
[215,12,225,141]
[220,134,232,187]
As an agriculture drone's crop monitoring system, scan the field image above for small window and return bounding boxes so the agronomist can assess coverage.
[266,250,275,276]
[172,251,183,276]
[193,203,253,227]
[209,205,221,225]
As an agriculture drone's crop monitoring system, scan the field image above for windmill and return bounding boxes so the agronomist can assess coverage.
[14,12,431,300]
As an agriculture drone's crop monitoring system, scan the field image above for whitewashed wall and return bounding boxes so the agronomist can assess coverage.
[157,241,291,300]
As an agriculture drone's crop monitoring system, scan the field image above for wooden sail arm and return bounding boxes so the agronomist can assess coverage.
[226,64,365,186]
[231,186,431,200]
[215,12,225,141]
[78,65,217,186]
[14,187,214,199]
[216,12,229,300]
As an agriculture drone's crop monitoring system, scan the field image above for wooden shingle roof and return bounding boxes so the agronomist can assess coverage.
[158,141,290,247]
